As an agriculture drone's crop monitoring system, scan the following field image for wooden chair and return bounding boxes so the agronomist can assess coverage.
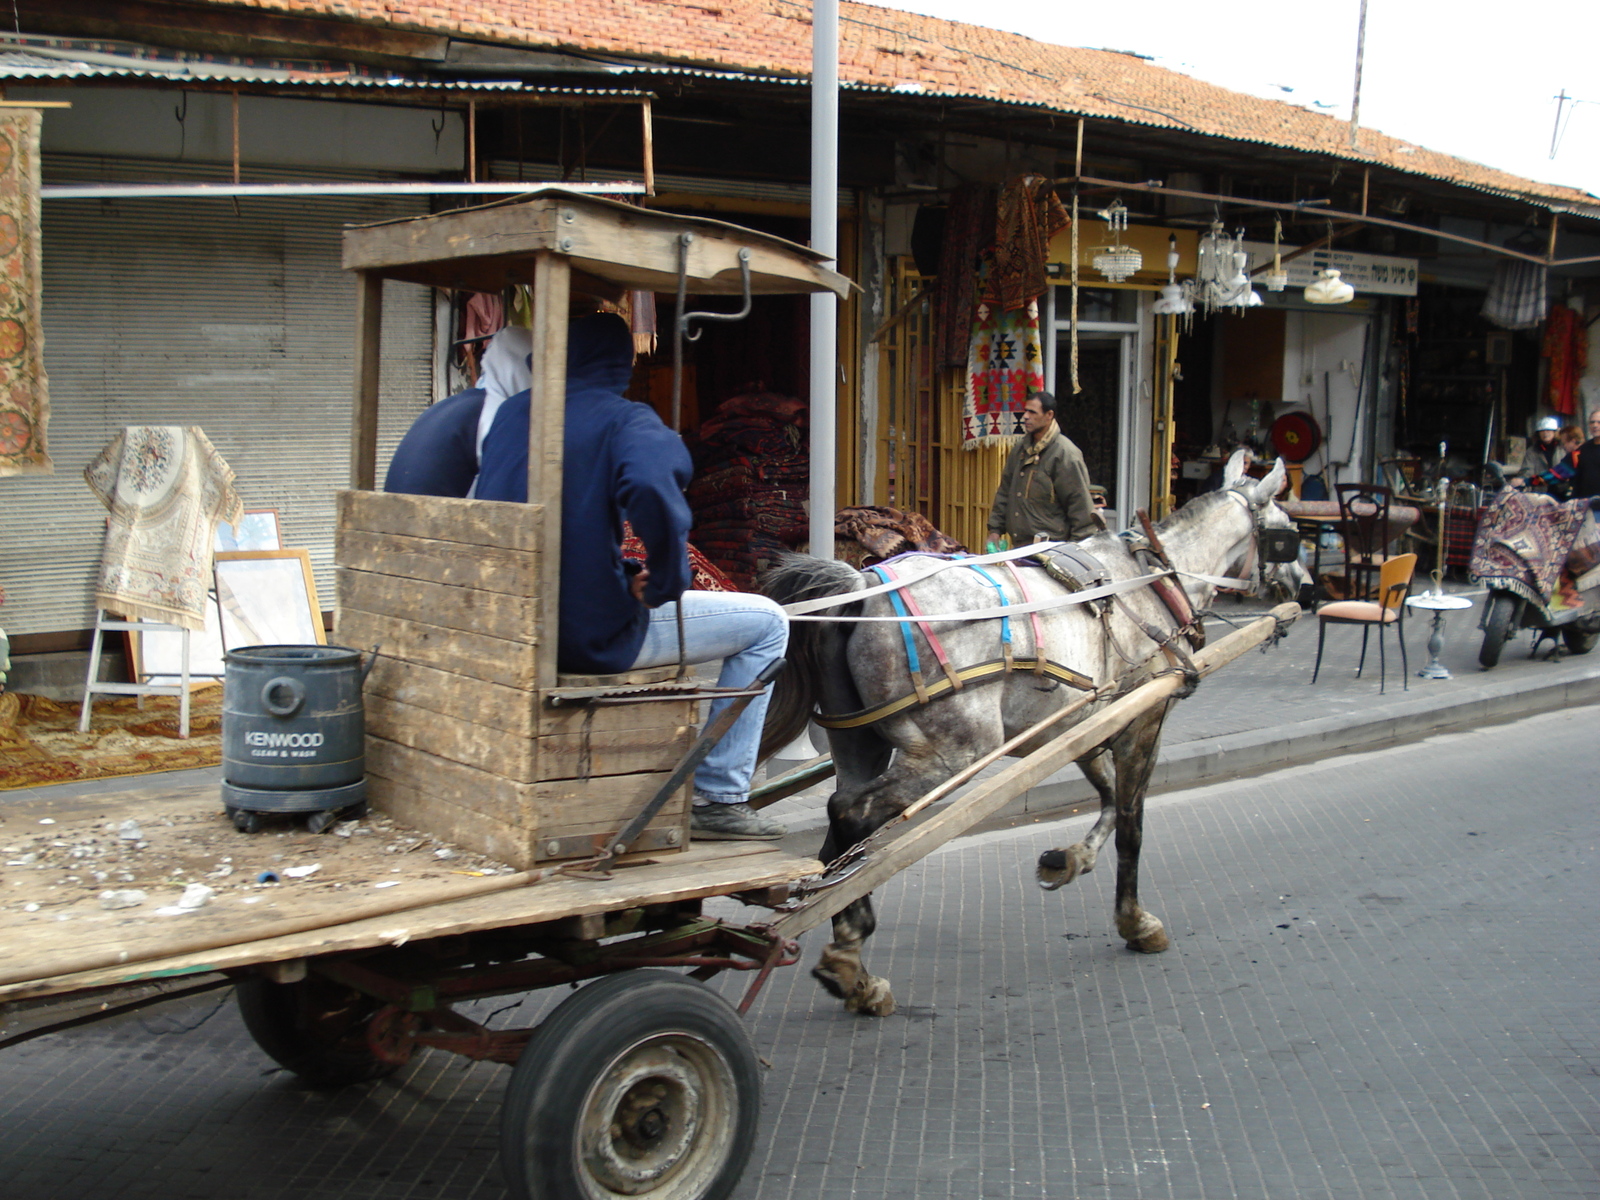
[1334,483,1394,601]
[1311,552,1417,694]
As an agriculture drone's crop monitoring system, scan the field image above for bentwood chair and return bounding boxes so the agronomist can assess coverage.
[1311,552,1417,694]
[1334,483,1394,601]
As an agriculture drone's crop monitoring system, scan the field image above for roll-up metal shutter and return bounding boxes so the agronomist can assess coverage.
[1,173,433,637]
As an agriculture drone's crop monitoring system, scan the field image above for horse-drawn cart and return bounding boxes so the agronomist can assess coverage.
[0,192,1300,1200]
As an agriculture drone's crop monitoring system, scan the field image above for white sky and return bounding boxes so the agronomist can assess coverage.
[857,0,1600,201]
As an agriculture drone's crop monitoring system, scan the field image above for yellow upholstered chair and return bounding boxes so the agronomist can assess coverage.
[1311,552,1417,694]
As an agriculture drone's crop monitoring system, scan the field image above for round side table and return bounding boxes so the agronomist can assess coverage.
[1404,592,1473,679]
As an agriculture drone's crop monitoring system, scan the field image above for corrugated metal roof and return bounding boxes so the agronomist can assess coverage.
[182,0,1597,213]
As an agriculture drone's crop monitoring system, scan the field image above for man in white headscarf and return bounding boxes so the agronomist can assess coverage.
[385,326,533,497]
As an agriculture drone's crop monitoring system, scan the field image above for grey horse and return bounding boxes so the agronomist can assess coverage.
[761,453,1292,1016]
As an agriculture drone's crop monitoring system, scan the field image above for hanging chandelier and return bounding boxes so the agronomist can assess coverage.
[1090,200,1143,283]
[1151,234,1194,318]
[1194,220,1261,314]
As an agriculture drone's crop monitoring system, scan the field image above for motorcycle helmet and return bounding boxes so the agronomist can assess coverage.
[1535,416,1561,432]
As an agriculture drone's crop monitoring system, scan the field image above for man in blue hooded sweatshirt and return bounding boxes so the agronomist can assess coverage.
[477,313,789,840]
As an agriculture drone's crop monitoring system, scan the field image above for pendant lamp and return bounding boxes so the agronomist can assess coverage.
[1090,200,1142,283]
[1305,268,1355,304]
[1260,216,1289,292]
[1151,234,1194,316]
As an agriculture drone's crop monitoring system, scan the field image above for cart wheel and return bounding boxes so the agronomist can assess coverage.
[236,974,403,1088]
[500,970,760,1200]
[227,806,263,834]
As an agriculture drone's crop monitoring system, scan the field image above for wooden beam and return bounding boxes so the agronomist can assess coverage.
[527,252,571,691]
[350,271,382,490]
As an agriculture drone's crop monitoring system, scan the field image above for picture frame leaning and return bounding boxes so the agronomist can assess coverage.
[213,549,327,650]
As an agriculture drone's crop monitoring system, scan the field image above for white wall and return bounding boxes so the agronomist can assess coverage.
[1278,309,1372,489]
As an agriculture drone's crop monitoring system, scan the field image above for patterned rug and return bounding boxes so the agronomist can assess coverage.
[962,268,1045,448]
[0,688,221,791]
[84,426,243,630]
[1468,492,1589,607]
[0,108,48,477]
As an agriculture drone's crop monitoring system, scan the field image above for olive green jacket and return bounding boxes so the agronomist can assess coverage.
[987,426,1099,543]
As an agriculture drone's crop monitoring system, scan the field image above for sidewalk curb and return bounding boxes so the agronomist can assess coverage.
[777,663,1600,837]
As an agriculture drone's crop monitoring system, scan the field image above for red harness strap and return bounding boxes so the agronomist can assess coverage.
[1003,560,1049,673]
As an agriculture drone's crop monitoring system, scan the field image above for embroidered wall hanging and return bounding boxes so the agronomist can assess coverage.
[0,109,47,477]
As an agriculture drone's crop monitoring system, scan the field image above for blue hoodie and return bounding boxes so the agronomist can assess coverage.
[383,387,484,497]
[477,313,693,674]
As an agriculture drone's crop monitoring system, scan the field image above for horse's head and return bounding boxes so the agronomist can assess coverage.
[1221,452,1308,600]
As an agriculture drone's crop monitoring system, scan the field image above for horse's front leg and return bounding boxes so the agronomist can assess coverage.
[811,793,897,1017]
[1037,749,1116,890]
[1109,703,1171,953]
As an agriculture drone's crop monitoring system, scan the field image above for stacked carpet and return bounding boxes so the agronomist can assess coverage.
[684,392,809,588]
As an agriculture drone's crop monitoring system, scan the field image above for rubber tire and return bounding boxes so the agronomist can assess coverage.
[500,971,760,1200]
[235,975,401,1088]
[1562,624,1599,655]
[227,806,263,834]
[1479,592,1517,669]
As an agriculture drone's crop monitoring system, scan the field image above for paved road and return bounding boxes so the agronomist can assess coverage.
[1,707,1595,1199]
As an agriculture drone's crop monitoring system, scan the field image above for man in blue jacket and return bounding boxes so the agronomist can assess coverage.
[477,313,788,840]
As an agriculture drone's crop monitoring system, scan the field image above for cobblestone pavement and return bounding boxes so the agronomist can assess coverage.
[1,706,1594,1199]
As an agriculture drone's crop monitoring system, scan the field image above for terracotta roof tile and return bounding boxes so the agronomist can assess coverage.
[212,0,1596,208]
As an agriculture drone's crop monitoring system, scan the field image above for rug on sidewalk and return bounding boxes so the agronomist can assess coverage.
[0,687,221,790]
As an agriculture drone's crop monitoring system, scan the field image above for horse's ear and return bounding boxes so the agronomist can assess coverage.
[1246,458,1289,507]
[1221,448,1251,490]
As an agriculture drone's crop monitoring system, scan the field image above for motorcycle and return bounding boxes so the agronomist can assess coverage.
[1471,489,1600,668]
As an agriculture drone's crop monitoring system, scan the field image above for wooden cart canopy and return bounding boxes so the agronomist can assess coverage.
[342,186,852,299]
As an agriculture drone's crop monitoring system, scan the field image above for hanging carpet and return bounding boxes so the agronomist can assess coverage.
[962,262,1046,448]
[0,108,48,477]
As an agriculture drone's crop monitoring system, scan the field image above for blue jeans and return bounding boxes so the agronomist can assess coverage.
[628,591,789,804]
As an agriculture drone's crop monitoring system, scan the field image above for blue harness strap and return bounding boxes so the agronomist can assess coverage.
[961,560,1012,646]
[870,564,922,675]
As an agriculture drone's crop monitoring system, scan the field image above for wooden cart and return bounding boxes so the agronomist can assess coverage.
[1,191,849,1200]
[0,190,1297,1200]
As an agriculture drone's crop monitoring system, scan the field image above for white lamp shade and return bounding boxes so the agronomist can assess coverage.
[1092,245,1143,283]
[1305,268,1355,305]
[1151,282,1193,315]
[1261,269,1289,292]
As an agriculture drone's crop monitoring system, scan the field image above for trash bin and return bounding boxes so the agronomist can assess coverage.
[222,644,372,832]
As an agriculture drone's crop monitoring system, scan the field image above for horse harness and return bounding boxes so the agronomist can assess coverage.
[814,518,1215,730]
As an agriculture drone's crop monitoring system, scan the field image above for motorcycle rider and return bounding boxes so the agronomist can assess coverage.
[1524,416,1565,480]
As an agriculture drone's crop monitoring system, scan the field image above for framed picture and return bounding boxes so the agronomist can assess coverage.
[215,508,283,553]
[131,605,228,685]
[213,549,326,650]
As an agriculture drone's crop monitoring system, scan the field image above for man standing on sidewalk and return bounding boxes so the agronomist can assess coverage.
[987,390,1100,548]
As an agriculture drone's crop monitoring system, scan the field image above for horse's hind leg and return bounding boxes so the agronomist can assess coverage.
[1037,750,1117,890]
[1109,703,1171,953]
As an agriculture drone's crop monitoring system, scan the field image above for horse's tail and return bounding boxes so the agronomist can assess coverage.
[759,552,865,759]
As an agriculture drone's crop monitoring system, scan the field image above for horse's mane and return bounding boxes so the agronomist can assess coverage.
[1154,489,1235,538]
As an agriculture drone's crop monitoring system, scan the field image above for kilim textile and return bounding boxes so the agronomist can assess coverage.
[0,688,221,791]
[982,175,1070,314]
[621,526,736,593]
[963,268,1045,448]
[1467,491,1588,607]
[834,505,966,566]
[85,427,243,632]
[934,184,995,369]
[0,109,48,476]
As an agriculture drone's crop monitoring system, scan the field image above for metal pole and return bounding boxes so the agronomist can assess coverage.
[809,0,839,560]
[1349,0,1368,149]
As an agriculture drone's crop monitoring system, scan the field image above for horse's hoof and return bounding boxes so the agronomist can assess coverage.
[845,976,896,1017]
[812,965,849,1000]
[1036,845,1090,891]
[1118,911,1169,953]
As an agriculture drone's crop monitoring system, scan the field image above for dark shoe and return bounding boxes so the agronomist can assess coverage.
[689,802,786,841]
